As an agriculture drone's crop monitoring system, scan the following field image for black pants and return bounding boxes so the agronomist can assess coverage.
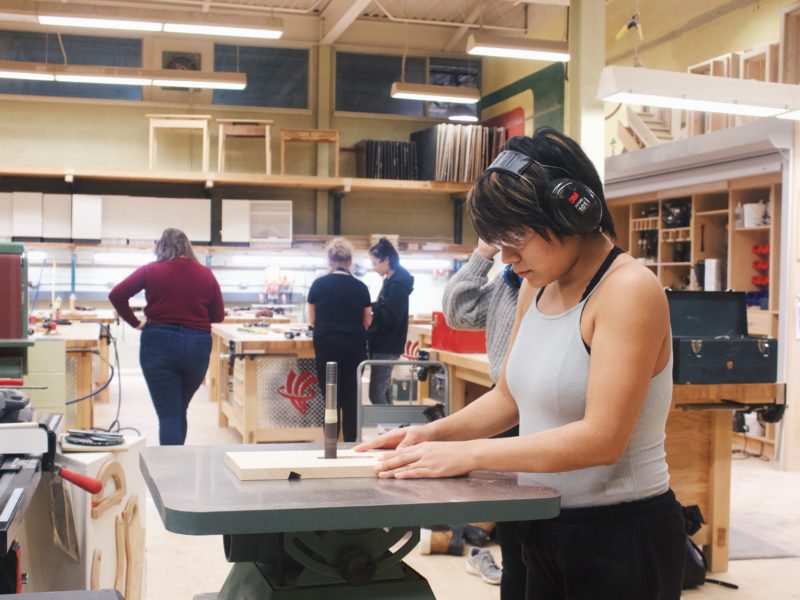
[493,424,526,600]
[313,332,367,442]
[519,489,686,600]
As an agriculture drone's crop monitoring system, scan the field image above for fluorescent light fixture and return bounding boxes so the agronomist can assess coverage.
[0,60,54,81]
[37,11,283,39]
[163,22,283,39]
[56,74,151,86]
[597,65,797,118]
[777,109,800,120]
[466,33,569,62]
[25,251,48,263]
[38,15,163,32]
[152,78,245,90]
[0,61,246,90]
[391,82,480,104]
[230,255,323,268]
[93,253,155,266]
[448,114,479,123]
[402,258,454,270]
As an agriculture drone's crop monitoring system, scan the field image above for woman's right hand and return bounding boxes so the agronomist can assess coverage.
[353,424,434,452]
[476,238,500,260]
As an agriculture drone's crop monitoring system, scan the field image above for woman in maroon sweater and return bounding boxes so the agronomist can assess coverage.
[109,228,224,445]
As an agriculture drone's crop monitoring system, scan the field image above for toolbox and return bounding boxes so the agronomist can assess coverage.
[667,291,777,384]
[431,311,486,354]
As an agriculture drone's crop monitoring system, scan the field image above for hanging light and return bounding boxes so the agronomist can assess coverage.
[466,33,569,62]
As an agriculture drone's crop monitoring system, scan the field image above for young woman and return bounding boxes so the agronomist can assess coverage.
[366,237,414,405]
[307,237,372,442]
[109,228,224,445]
[357,128,686,599]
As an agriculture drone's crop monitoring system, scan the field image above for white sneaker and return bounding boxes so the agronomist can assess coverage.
[465,547,502,585]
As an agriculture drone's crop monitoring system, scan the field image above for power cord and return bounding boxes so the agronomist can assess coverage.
[65,354,114,405]
[63,326,141,437]
[104,328,139,435]
[732,431,769,461]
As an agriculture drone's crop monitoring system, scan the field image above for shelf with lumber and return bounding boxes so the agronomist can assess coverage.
[0,164,473,196]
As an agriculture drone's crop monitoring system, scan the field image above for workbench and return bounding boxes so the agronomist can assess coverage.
[429,349,785,573]
[210,324,318,443]
[140,444,560,599]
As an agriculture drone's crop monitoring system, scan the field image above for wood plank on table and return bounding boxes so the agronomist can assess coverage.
[225,449,381,481]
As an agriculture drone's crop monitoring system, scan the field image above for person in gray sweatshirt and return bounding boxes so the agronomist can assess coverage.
[442,238,524,600]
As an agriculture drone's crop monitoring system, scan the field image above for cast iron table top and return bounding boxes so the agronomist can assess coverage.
[140,444,560,536]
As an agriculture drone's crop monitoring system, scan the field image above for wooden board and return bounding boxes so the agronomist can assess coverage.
[123,495,144,600]
[225,449,382,481]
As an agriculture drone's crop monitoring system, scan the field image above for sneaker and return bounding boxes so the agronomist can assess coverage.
[465,547,502,585]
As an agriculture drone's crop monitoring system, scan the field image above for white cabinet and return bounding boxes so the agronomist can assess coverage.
[101,195,130,241]
[221,199,293,245]
[12,191,43,238]
[0,192,11,239]
[221,199,251,243]
[250,200,292,245]
[127,197,160,241]
[72,194,103,240]
[180,198,211,242]
[42,194,72,239]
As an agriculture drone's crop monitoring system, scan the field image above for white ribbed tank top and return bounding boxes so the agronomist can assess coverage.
[506,278,672,508]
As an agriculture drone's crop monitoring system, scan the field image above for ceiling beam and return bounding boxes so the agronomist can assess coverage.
[443,3,483,52]
[320,0,372,45]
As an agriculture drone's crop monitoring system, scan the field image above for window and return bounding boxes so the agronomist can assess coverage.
[335,52,481,118]
[427,57,480,120]
[213,45,308,109]
[0,30,142,100]
[335,52,426,116]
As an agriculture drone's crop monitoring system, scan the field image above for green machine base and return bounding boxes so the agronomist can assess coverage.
[195,528,435,600]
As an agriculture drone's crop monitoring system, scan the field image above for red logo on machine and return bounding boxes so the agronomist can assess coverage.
[278,370,318,415]
[403,340,420,360]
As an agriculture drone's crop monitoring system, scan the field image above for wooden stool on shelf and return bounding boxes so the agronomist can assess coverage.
[280,128,340,176]
[147,114,211,172]
[217,118,274,173]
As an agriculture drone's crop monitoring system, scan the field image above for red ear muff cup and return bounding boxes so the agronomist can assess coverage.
[546,179,603,235]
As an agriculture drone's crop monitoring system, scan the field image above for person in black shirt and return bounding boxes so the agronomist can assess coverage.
[308,237,372,442]
[367,237,415,405]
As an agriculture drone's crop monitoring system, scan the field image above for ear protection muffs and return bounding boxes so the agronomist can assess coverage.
[486,150,603,235]
[503,264,521,289]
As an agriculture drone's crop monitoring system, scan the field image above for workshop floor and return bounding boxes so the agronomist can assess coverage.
[93,367,800,600]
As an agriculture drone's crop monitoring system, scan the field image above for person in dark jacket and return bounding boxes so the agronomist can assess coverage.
[308,237,372,442]
[109,228,224,445]
[367,237,414,405]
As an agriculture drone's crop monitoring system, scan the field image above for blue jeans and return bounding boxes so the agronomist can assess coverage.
[140,323,212,445]
[368,353,399,405]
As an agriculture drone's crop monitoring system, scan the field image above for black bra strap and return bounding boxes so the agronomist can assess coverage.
[580,246,624,302]
[535,245,624,306]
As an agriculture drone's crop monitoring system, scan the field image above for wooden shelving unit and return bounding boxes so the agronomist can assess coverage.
[609,173,782,460]
[0,164,473,195]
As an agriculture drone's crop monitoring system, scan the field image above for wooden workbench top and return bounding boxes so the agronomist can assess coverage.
[211,323,313,350]
[32,322,105,343]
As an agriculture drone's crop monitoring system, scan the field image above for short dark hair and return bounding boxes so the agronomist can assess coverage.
[155,228,198,262]
[368,237,400,270]
[467,127,615,245]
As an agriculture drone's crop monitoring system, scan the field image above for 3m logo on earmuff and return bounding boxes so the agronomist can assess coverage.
[568,191,580,204]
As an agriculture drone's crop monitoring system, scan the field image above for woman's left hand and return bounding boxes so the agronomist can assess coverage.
[375,440,478,479]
